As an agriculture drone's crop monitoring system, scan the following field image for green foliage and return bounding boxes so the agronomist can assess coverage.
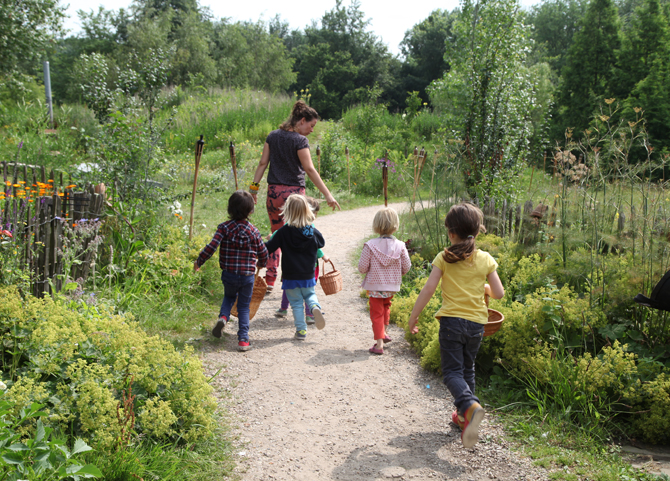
[399,10,455,105]
[0,0,65,83]
[429,0,535,200]
[73,53,116,121]
[0,286,217,451]
[0,397,101,480]
[211,20,296,92]
[555,0,621,136]
[162,88,293,153]
[292,0,398,118]
[526,0,587,73]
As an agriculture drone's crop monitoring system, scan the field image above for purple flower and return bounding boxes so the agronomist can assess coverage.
[18,141,23,150]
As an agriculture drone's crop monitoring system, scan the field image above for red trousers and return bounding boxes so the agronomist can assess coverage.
[369,296,393,340]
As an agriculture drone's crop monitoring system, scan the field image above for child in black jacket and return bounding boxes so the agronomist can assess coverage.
[265,194,326,340]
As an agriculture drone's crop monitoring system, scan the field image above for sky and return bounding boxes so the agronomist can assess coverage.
[62,0,540,56]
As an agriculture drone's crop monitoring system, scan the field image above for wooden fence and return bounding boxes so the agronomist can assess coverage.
[1,162,105,297]
[478,197,554,245]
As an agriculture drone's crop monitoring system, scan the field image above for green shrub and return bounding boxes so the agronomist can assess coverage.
[1,286,217,451]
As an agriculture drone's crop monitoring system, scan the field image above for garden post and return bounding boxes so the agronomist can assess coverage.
[411,146,418,210]
[345,146,351,192]
[430,148,438,194]
[229,141,238,190]
[189,135,205,241]
[382,153,388,207]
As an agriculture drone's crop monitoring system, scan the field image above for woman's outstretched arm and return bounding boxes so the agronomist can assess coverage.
[297,148,341,210]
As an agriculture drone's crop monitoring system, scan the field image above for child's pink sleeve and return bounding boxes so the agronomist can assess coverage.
[358,244,371,273]
[401,244,412,275]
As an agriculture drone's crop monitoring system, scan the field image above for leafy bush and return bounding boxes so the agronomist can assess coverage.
[0,396,101,481]
[392,234,670,442]
[0,286,216,451]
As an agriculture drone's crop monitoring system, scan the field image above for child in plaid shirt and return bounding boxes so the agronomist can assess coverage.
[194,191,268,351]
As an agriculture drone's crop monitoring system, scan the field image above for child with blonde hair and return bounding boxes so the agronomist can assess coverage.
[408,202,504,448]
[275,196,329,324]
[265,194,326,340]
[358,207,411,355]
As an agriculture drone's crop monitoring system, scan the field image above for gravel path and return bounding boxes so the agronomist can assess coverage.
[202,202,547,481]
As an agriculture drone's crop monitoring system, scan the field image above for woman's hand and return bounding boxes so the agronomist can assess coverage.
[325,195,341,210]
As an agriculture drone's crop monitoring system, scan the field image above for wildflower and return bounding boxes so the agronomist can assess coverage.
[604,98,615,104]
[599,115,610,122]
[634,107,642,113]
[0,380,5,390]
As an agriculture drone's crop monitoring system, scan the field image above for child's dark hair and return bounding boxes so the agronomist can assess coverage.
[305,196,320,214]
[228,190,255,221]
[442,202,486,264]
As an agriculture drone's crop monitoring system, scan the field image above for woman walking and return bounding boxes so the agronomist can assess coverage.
[249,100,340,291]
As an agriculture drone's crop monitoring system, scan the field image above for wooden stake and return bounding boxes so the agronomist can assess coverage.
[382,152,388,207]
[345,146,351,192]
[229,141,238,190]
[528,164,535,193]
[430,148,438,194]
[411,146,418,209]
[189,135,205,241]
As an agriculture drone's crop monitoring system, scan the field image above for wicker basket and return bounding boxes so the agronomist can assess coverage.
[231,273,267,320]
[484,308,505,337]
[319,259,343,295]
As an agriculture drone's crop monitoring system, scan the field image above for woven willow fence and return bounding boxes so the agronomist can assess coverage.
[1,162,105,297]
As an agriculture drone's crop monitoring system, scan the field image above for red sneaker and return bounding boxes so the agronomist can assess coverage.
[462,402,485,448]
[238,340,250,352]
[451,410,465,430]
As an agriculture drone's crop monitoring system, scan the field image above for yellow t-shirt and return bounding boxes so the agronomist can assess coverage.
[432,249,498,325]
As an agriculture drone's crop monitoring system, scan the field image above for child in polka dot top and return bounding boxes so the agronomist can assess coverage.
[358,207,411,355]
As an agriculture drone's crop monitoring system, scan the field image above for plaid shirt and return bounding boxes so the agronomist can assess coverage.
[196,220,268,276]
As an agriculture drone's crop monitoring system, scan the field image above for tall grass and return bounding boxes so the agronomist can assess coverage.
[162,88,293,153]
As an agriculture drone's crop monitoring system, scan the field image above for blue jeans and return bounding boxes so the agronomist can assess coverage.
[439,317,485,414]
[220,271,255,342]
[284,286,320,332]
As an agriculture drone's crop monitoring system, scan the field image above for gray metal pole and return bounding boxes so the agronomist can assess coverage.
[43,61,53,128]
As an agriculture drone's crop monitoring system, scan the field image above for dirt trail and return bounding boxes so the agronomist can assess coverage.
[202,202,547,481]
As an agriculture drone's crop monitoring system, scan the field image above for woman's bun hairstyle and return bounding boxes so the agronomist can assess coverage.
[442,202,486,264]
[280,100,319,131]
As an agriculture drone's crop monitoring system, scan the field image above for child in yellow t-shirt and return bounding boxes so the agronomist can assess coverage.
[408,202,505,449]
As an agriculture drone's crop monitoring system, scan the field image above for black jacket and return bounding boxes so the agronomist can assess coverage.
[265,225,325,281]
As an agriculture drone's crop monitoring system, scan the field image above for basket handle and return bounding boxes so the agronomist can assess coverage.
[322,258,336,273]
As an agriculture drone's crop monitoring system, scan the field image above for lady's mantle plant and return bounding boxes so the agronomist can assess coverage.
[0,286,216,451]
